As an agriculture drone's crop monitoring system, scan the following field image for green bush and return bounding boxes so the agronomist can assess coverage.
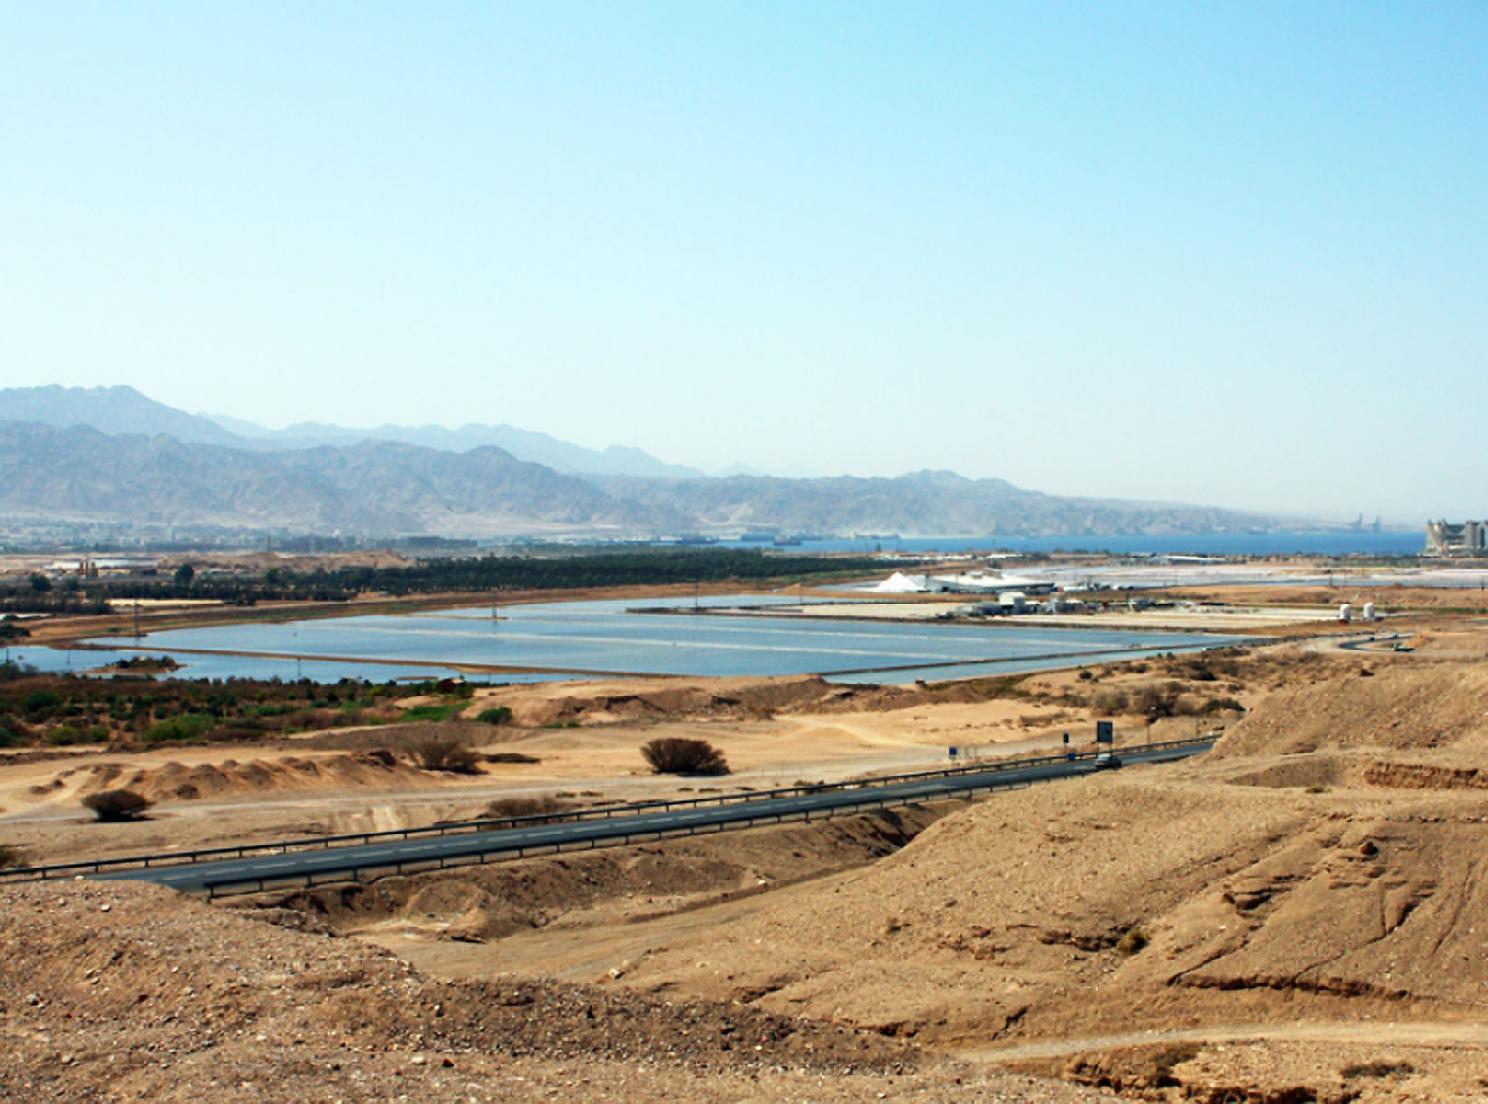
[22,689,61,719]
[475,706,513,725]
[46,724,109,747]
[145,713,215,742]
[403,702,460,722]
[0,725,23,748]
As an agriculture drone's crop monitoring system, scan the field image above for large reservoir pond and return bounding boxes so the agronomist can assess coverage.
[26,595,1247,684]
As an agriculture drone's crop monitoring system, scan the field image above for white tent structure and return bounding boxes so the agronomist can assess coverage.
[869,571,930,593]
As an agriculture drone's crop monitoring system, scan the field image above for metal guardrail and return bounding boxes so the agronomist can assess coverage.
[0,736,1216,885]
[193,739,1214,898]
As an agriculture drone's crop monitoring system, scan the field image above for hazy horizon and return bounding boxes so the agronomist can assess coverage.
[2,4,1484,520]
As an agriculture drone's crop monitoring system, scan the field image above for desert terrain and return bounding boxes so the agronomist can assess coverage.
[5,577,1488,1100]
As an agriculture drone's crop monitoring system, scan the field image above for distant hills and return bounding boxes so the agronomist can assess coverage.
[207,412,705,479]
[3,384,246,449]
[3,385,701,479]
[0,385,1279,538]
[0,422,673,534]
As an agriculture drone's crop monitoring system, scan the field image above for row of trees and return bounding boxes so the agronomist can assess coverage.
[10,549,888,606]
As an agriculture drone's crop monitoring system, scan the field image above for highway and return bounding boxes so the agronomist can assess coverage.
[98,741,1209,895]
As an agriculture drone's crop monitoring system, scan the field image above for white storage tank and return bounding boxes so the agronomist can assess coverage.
[1362,602,1377,622]
[1339,603,1353,623]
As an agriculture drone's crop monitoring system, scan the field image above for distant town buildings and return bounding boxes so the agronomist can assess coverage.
[1426,520,1488,556]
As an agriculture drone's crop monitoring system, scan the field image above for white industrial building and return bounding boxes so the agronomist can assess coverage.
[1426,520,1488,556]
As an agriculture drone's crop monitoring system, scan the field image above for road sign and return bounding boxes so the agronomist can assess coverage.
[1096,720,1114,744]
[948,746,958,759]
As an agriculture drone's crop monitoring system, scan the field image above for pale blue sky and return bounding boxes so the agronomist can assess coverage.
[2,2,1484,520]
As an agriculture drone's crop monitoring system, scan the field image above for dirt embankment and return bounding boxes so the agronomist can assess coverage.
[1213,661,1488,759]
[561,770,1488,1096]
[51,751,429,804]
[470,670,1071,729]
[1169,582,1488,613]
[0,879,1112,1103]
[253,805,945,944]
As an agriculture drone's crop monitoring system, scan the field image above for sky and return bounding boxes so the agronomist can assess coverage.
[1,2,1484,521]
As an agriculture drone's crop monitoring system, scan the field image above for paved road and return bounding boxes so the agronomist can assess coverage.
[99,742,1209,893]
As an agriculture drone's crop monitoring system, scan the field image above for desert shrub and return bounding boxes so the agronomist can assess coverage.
[1091,688,1128,714]
[81,789,153,822]
[1129,682,1190,718]
[1199,696,1245,715]
[481,795,572,820]
[1115,926,1149,956]
[0,724,23,748]
[0,843,21,868]
[409,738,482,774]
[1341,1061,1414,1080]
[640,737,730,776]
[1077,669,1094,681]
[404,703,460,722]
[1148,1043,1201,1087]
[145,713,215,742]
[22,689,61,719]
[46,724,109,747]
[483,751,539,764]
[475,706,513,725]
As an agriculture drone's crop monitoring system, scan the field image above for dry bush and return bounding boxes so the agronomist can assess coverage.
[1129,682,1193,718]
[640,737,730,776]
[81,789,153,822]
[1341,1061,1414,1080]
[480,795,573,820]
[1115,926,1150,955]
[483,751,540,764]
[0,843,21,868]
[1199,696,1245,715]
[1092,688,1129,714]
[409,738,483,775]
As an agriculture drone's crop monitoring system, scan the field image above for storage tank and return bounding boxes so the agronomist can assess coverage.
[1362,602,1377,622]
[1338,603,1353,623]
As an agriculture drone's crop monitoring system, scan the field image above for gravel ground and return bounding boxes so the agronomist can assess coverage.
[0,880,1112,1102]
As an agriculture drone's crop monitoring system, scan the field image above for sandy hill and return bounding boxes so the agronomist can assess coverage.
[547,663,1488,1100]
[1213,661,1488,759]
[0,880,1111,1103]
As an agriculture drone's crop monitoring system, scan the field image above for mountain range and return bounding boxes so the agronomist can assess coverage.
[5,385,701,479]
[0,385,1279,538]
